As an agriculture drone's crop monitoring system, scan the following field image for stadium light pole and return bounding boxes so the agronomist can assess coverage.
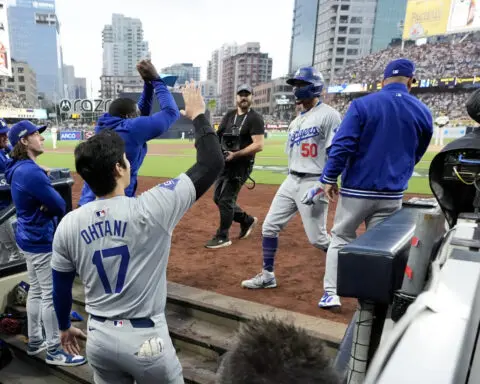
[398,20,405,52]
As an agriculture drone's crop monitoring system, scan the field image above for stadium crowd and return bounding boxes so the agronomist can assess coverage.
[0,90,29,109]
[333,32,480,86]
[326,90,475,121]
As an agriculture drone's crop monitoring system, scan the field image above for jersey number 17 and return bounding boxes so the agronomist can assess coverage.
[92,245,131,294]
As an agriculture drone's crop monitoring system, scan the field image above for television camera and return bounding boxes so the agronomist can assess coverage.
[334,131,480,384]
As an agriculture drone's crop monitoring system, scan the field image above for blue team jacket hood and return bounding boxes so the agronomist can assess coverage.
[96,113,125,132]
[5,158,22,185]
[6,159,66,253]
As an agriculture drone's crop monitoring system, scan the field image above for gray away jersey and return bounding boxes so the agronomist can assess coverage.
[286,102,342,174]
[51,173,196,322]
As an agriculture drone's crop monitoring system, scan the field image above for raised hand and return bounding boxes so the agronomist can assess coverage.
[179,81,206,121]
[136,59,160,82]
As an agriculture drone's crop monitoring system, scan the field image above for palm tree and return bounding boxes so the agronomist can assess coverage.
[207,99,217,123]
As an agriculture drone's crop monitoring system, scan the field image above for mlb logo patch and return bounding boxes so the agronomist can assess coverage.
[114,320,124,327]
[95,209,107,218]
[159,178,180,191]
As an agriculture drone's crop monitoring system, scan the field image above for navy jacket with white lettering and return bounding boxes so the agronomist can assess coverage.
[320,83,433,199]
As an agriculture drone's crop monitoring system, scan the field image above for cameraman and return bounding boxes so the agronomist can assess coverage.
[205,84,265,249]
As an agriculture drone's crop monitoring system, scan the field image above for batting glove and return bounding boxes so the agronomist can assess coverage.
[301,183,328,205]
[137,337,164,358]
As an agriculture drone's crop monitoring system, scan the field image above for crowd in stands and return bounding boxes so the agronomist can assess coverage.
[0,90,29,109]
[333,32,480,86]
[325,89,475,122]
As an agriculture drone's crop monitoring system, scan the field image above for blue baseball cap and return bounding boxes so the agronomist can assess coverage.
[0,119,8,135]
[384,59,416,82]
[8,120,47,147]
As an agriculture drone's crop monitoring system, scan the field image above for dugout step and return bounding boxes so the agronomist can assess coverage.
[71,282,222,383]
[0,330,93,384]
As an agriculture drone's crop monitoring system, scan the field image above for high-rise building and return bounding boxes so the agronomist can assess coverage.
[220,42,272,112]
[371,0,407,53]
[74,77,87,99]
[102,14,150,76]
[208,43,238,94]
[101,14,150,98]
[289,0,319,75]
[161,63,200,86]
[8,0,63,102]
[313,0,377,84]
[253,77,294,120]
[63,64,75,98]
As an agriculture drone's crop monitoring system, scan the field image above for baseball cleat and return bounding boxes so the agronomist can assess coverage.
[318,292,341,309]
[27,341,47,356]
[46,348,87,367]
[205,236,232,249]
[239,217,258,239]
[241,270,277,289]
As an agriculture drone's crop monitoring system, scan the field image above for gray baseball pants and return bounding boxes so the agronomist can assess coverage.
[86,316,184,384]
[324,195,402,295]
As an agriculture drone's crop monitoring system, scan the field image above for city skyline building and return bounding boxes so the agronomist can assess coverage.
[161,63,200,86]
[8,0,64,102]
[289,0,319,75]
[313,0,377,84]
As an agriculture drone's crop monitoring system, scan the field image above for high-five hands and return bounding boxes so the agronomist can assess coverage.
[136,59,160,82]
[179,81,206,121]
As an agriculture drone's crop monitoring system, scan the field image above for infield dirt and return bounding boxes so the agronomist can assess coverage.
[71,172,428,325]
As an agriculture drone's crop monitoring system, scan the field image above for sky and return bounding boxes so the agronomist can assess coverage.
[54,0,295,98]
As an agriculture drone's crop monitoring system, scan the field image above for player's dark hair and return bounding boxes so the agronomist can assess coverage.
[217,316,341,384]
[74,130,127,197]
[108,98,138,118]
[10,140,30,161]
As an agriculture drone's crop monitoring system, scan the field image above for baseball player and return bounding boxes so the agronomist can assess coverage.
[78,59,180,207]
[242,67,341,290]
[0,119,23,264]
[51,126,58,150]
[305,59,433,309]
[5,120,86,366]
[51,81,224,383]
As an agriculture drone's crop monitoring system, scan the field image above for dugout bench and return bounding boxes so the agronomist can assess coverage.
[333,198,444,381]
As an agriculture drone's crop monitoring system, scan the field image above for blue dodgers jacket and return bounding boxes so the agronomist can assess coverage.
[78,79,180,206]
[0,145,12,210]
[321,83,433,199]
[5,159,66,253]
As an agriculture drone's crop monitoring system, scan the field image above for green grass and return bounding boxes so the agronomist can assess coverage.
[37,137,439,195]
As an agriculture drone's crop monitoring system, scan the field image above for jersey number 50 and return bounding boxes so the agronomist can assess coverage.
[92,245,130,294]
[301,143,318,158]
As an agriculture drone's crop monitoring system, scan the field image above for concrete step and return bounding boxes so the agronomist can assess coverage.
[0,329,218,384]
[71,282,234,360]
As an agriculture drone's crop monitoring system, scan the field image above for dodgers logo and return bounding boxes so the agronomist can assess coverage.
[289,126,323,148]
[159,178,180,191]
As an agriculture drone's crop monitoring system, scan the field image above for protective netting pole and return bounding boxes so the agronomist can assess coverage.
[346,300,375,384]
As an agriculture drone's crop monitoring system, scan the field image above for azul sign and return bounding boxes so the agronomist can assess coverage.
[59,99,113,114]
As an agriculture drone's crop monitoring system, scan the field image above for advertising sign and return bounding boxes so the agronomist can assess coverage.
[447,0,480,33]
[403,0,480,40]
[0,1,12,77]
[60,131,82,141]
[403,0,451,39]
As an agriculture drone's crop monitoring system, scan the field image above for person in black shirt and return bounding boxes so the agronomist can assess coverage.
[205,84,265,249]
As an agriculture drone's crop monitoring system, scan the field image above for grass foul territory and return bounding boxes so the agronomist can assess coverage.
[39,136,447,195]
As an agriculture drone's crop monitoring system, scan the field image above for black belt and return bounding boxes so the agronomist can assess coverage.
[91,315,154,328]
[289,170,321,178]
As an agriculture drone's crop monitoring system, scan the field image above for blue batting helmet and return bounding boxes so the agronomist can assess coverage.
[287,67,324,101]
